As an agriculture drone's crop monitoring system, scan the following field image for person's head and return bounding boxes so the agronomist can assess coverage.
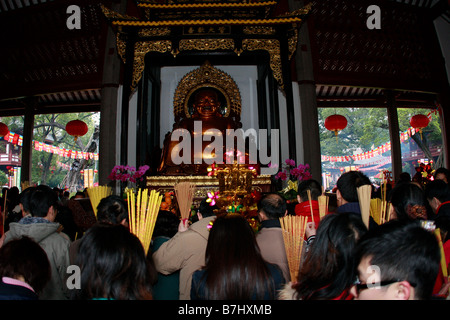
[7,186,20,206]
[197,197,218,220]
[297,179,322,203]
[74,191,85,199]
[0,236,51,294]
[434,167,450,184]
[29,185,58,221]
[201,215,275,299]
[336,171,372,206]
[294,212,367,300]
[435,214,450,243]
[153,210,179,238]
[257,193,287,221]
[73,223,153,300]
[398,172,411,184]
[424,179,450,213]
[96,195,128,226]
[352,220,440,300]
[389,182,427,222]
[193,89,221,118]
[18,187,36,217]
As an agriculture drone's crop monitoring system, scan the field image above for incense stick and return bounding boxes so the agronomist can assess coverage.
[357,185,372,229]
[434,228,448,279]
[87,186,112,218]
[127,188,162,255]
[318,194,328,221]
[174,182,196,220]
[280,215,308,281]
[307,189,315,225]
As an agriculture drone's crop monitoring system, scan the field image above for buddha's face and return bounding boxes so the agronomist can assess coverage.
[193,89,221,118]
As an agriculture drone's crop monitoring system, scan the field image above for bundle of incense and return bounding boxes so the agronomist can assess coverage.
[307,189,315,225]
[127,188,162,255]
[279,215,308,281]
[434,228,449,279]
[370,198,381,225]
[318,194,328,221]
[87,186,112,218]
[174,182,196,220]
[380,179,389,224]
[386,203,392,222]
[357,185,372,229]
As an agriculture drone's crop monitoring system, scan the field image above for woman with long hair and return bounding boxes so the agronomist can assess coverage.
[389,182,428,222]
[190,214,284,300]
[281,212,367,300]
[72,223,153,300]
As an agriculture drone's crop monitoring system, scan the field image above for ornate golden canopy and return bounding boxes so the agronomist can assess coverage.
[173,61,241,119]
[101,1,313,92]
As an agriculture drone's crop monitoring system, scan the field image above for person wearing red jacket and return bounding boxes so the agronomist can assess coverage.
[295,179,323,226]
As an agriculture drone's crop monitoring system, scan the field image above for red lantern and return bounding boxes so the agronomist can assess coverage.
[410,114,430,139]
[65,120,88,142]
[0,122,9,137]
[325,114,348,137]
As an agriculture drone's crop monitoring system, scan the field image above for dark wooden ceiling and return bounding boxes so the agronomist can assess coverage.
[0,0,448,114]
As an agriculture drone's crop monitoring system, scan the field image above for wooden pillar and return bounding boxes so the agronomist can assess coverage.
[281,33,297,163]
[385,90,402,181]
[20,101,35,185]
[120,30,136,167]
[437,90,450,168]
[290,0,321,181]
[98,0,127,186]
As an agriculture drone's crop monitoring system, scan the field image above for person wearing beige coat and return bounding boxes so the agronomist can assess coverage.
[152,204,216,300]
[255,193,290,283]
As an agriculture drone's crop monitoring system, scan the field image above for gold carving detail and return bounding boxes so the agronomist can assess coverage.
[172,61,242,118]
[178,39,235,52]
[243,26,276,35]
[116,31,127,63]
[138,27,171,37]
[132,40,172,91]
[242,38,283,89]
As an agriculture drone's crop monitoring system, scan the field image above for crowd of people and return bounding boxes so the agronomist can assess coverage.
[0,166,448,301]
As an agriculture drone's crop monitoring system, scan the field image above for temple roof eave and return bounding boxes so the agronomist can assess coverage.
[111,17,304,27]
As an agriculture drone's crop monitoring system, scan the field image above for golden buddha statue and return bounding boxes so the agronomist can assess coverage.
[158,87,242,175]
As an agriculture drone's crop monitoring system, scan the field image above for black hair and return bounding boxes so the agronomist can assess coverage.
[398,172,412,184]
[199,215,276,299]
[18,187,36,214]
[96,195,128,224]
[0,236,51,294]
[435,167,450,182]
[294,212,367,299]
[355,220,440,300]
[297,179,322,202]
[336,171,372,203]
[198,197,218,218]
[257,193,287,219]
[73,223,153,300]
[153,210,179,238]
[29,185,58,218]
[424,179,450,203]
[389,182,427,222]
